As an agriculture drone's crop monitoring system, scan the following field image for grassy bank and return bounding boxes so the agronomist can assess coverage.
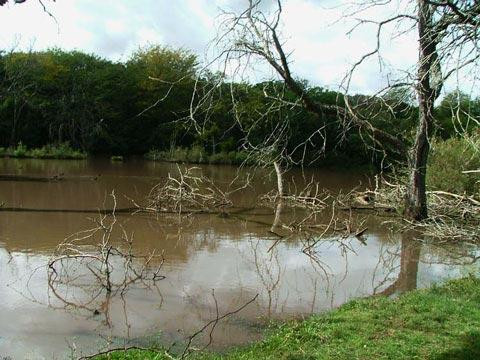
[0,142,87,160]
[93,276,480,359]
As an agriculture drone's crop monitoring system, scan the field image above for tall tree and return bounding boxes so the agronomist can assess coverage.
[205,0,480,220]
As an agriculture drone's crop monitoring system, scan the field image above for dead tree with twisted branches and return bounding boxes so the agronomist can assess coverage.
[344,0,480,220]
[199,0,479,224]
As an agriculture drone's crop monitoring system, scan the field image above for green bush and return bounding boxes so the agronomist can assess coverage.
[186,146,206,163]
[111,155,124,162]
[208,152,229,164]
[40,143,87,159]
[30,147,48,158]
[427,135,480,195]
[12,142,28,157]
[171,148,188,162]
[144,149,164,161]
[234,151,248,164]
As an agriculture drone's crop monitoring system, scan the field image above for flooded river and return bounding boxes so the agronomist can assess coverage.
[0,158,478,359]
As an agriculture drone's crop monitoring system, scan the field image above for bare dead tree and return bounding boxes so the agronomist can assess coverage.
[187,2,334,197]
[344,0,480,220]
[261,175,331,212]
[199,0,479,223]
[207,0,406,152]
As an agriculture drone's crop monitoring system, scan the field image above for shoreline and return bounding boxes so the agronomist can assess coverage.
[91,276,480,359]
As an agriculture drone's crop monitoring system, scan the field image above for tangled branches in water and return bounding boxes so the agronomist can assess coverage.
[260,176,331,212]
[146,165,235,214]
[338,176,480,243]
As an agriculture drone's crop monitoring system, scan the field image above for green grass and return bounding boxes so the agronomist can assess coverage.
[0,142,87,160]
[93,276,480,359]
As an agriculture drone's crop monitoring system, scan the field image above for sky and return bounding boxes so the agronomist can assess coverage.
[0,0,423,94]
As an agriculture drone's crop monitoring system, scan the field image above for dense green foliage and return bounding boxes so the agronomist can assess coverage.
[0,47,413,166]
[428,134,480,195]
[0,47,478,168]
[93,276,480,359]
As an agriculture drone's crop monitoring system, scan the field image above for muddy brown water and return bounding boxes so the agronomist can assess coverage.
[0,158,478,359]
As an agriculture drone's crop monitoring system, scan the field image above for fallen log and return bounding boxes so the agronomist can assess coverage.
[0,174,100,182]
[0,205,264,216]
[338,205,396,212]
[427,190,480,207]
[0,206,139,214]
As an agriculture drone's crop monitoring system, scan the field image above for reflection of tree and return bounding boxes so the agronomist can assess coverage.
[377,235,422,296]
[373,232,480,297]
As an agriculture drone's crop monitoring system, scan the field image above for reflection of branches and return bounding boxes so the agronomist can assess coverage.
[372,240,401,295]
[250,239,282,317]
[179,292,259,359]
[47,192,165,329]
[302,205,368,253]
[372,230,480,297]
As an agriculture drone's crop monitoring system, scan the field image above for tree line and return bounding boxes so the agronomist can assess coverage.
[0,46,476,167]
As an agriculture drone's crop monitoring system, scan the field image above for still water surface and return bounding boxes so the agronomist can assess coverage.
[0,158,478,359]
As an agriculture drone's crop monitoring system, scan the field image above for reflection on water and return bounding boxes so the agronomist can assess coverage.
[0,158,478,359]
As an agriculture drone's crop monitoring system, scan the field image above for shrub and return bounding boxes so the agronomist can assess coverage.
[427,135,480,195]
[43,143,87,159]
[111,155,124,162]
[144,149,164,161]
[186,146,206,163]
[12,142,28,158]
[30,147,48,158]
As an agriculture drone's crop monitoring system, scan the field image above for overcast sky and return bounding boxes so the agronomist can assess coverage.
[0,0,422,94]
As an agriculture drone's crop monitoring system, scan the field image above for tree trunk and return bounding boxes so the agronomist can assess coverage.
[404,0,438,221]
[273,161,284,197]
[404,111,431,220]
[270,200,284,234]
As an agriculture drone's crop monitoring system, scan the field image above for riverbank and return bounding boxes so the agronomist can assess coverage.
[145,147,251,166]
[93,276,480,359]
[144,147,377,170]
[0,143,87,160]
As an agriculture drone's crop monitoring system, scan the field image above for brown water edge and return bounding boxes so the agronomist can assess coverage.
[0,158,478,359]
